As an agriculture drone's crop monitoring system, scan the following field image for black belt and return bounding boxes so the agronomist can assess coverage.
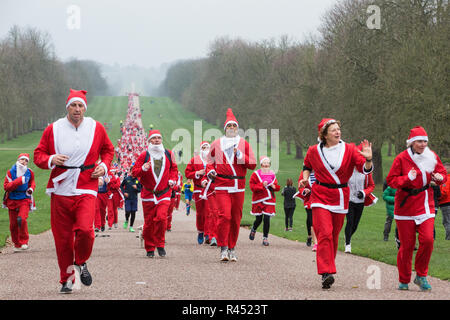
[56,164,95,172]
[217,174,245,180]
[144,185,170,197]
[400,184,430,207]
[316,181,348,189]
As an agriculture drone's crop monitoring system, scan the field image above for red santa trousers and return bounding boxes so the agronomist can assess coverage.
[166,197,176,231]
[175,194,181,210]
[312,207,346,275]
[50,194,96,284]
[193,193,208,233]
[204,193,218,240]
[142,200,170,251]
[396,218,434,284]
[215,191,245,249]
[8,200,30,247]
[107,193,120,227]
[94,193,108,229]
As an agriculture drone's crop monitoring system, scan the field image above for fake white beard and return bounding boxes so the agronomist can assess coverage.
[222,135,240,150]
[148,143,165,160]
[412,147,437,173]
[16,161,27,177]
[225,128,238,138]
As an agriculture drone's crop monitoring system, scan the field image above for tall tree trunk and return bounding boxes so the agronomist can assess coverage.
[387,142,392,157]
[373,146,383,185]
[286,139,291,155]
[295,143,303,159]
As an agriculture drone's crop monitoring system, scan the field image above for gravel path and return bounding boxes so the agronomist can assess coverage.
[0,201,449,301]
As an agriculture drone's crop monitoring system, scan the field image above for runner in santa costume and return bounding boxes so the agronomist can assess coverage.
[200,175,218,246]
[175,171,183,210]
[344,143,378,253]
[132,129,178,258]
[166,170,180,232]
[3,153,36,252]
[386,126,446,291]
[299,118,373,289]
[248,156,280,246]
[94,175,109,232]
[33,89,115,294]
[185,141,211,244]
[206,108,256,262]
[295,171,318,251]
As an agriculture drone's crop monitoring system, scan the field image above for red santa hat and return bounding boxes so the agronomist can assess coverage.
[18,153,30,161]
[406,126,428,146]
[148,129,162,140]
[259,155,270,165]
[224,108,239,130]
[65,89,88,110]
[200,141,210,148]
[318,118,337,135]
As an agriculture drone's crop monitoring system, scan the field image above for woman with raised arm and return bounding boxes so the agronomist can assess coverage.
[298,118,373,289]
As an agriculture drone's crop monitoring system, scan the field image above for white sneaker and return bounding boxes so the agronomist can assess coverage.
[220,247,229,261]
[345,243,351,253]
[21,244,29,251]
[228,249,237,262]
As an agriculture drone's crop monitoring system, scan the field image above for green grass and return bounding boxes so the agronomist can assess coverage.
[1,95,449,281]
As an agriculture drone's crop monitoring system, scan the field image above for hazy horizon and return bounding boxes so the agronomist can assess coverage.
[1,0,337,70]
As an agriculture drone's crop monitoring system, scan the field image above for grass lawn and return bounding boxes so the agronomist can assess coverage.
[1,95,449,281]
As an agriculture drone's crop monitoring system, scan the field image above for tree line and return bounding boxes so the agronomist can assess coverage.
[159,0,449,183]
[0,26,108,143]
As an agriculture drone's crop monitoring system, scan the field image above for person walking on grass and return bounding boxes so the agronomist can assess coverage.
[132,129,178,258]
[386,126,446,291]
[298,118,373,289]
[248,156,280,246]
[382,183,396,241]
[120,167,142,233]
[3,153,36,253]
[34,89,115,294]
[281,178,296,232]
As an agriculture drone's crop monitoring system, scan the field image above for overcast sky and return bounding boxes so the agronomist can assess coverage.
[1,0,337,68]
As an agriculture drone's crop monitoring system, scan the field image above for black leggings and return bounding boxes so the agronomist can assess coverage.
[306,208,313,236]
[284,207,295,228]
[125,211,136,227]
[345,202,365,245]
[252,214,271,238]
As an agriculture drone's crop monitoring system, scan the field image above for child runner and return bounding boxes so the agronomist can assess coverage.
[249,156,280,246]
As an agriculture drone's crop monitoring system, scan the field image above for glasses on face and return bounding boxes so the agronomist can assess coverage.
[227,123,237,128]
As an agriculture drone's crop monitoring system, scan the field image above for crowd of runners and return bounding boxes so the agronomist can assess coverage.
[3,89,450,294]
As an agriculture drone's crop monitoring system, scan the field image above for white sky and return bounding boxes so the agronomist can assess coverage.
[1,0,337,68]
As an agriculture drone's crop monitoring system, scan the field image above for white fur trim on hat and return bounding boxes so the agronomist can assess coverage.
[260,157,270,164]
[66,97,87,110]
[406,135,428,147]
[148,133,162,140]
[18,155,29,161]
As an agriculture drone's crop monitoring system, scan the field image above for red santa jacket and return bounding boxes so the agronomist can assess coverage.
[132,149,178,204]
[249,170,280,205]
[303,142,370,214]
[362,173,377,207]
[206,136,256,193]
[386,147,447,221]
[33,117,115,196]
[185,155,207,194]
[3,167,36,210]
